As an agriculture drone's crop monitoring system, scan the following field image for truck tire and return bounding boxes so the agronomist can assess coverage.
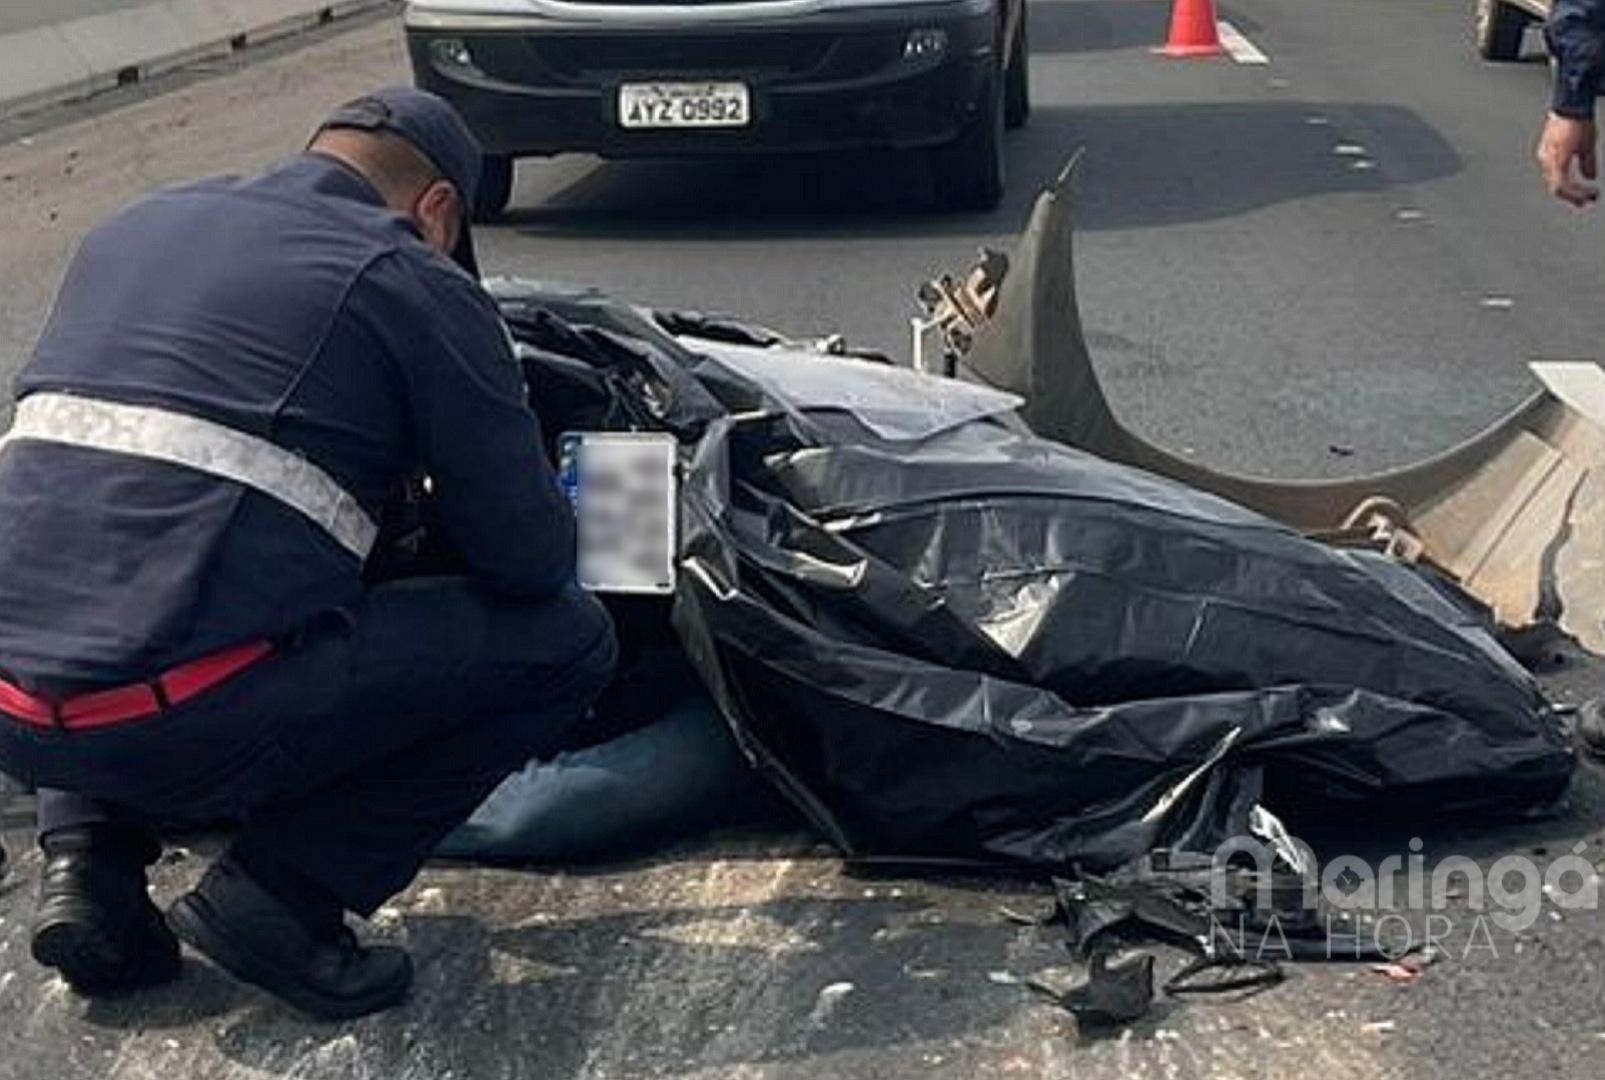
[474,154,515,222]
[931,74,1006,212]
[1005,7,1031,130]
[1475,0,1529,62]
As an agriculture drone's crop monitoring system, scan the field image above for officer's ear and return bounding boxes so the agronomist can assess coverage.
[410,179,462,259]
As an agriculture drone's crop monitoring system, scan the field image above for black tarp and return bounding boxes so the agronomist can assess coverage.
[492,279,1574,873]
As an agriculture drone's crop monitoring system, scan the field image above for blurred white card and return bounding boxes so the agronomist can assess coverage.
[560,432,678,595]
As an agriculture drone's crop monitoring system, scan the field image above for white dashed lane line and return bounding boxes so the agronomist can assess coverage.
[1217,20,1271,65]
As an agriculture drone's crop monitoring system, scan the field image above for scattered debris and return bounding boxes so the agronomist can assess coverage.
[409,887,447,914]
[1362,1020,1398,1034]
[1329,444,1356,457]
[1031,952,1156,1031]
[808,981,856,1026]
[1395,207,1427,222]
[1370,963,1417,984]
[1332,143,1368,156]
[998,904,1046,926]
[1480,295,1515,310]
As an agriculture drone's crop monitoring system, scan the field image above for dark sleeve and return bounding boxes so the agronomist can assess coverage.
[365,253,576,598]
[1547,0,1605,118]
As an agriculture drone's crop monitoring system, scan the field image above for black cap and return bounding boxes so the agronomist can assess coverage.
[315,87,484,276]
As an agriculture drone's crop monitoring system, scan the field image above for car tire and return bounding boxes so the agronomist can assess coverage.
[931,74,1006,212]
[1005,8,1031,131]
[473,154,515,222]
[1474,0,1529,61]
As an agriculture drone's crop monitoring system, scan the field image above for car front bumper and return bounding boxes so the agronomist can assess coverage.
[404,0,999,158]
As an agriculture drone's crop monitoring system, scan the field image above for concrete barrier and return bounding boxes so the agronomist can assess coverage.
[0,26,96,119]
[56,4,234,93]
[0,0,398,123]
[212,0,341,46]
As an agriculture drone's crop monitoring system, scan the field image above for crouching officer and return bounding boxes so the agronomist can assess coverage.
[0,87,616,1020]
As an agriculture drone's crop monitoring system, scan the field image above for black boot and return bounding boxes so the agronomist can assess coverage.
[167,857,412,1021]
[30,828,181,996]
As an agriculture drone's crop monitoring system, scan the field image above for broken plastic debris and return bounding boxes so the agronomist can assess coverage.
[998,904,1045,926]
[1053,953,1157,1029]
[957,163,1605,654]
[1370,960,1423,984]
[1362,1020,1398,1034]
[809,981,856,1026]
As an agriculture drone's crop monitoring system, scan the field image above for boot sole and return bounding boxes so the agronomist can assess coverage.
[31,911,181,996]
[168,893,410,1021]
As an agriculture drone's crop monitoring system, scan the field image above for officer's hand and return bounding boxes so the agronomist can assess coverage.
[1538,112,1600,208]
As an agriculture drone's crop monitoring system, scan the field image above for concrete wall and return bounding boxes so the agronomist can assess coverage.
[0,0,399,121]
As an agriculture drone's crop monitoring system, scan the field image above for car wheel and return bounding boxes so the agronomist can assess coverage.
[474,154,515,222]
[1474,0,1529,61]
[931,74,1006,212]
[1005,8,1031,131]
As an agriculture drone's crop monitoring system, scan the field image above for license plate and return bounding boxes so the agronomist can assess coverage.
[618,82,751,130]
[559,432,678,595]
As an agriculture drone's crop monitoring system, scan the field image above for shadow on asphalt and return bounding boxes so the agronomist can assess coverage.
[160,897,1032,1075]
[499,101,1462,241]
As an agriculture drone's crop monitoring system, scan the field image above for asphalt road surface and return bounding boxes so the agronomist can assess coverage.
[4,2,1605,1079]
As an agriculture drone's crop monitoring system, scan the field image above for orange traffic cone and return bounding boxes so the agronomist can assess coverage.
[1159,0,1223,57]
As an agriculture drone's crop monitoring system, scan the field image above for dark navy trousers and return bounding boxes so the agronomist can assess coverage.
[0,578,617,914]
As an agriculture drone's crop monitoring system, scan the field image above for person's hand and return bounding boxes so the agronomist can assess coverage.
[1537,112,1600,207]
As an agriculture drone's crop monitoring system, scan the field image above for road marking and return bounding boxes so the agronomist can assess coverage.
[1217,20,1270,64]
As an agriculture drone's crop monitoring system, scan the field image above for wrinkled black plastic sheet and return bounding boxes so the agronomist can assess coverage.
[492,280,1574,872]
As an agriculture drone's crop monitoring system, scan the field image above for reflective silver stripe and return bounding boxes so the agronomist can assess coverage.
[0,393,378,561]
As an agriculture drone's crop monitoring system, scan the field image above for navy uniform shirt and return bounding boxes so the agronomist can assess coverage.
[0,154,575,683]
[1548,0,1605,117]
